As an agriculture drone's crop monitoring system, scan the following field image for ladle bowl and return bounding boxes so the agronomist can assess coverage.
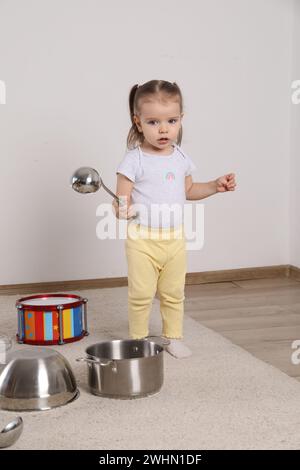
[0,416,23,448]
[71,167,120,202]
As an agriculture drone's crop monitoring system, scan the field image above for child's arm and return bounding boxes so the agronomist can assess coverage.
[112,173,136,219]
[185,174,236,200]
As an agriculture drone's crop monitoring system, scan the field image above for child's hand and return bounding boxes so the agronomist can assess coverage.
[112,197,137,219]
[215,173,237,193]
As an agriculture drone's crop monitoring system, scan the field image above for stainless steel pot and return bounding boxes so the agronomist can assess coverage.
[0,347,79,411]
[77,338,167,399]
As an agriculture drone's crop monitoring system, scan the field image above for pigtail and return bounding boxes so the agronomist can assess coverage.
[127,84,143,150]
[129,84,139,125]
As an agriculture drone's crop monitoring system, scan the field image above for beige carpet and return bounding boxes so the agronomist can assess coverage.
[0,287,300,450]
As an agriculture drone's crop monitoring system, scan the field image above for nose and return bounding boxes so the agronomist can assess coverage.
[159,122,168,133]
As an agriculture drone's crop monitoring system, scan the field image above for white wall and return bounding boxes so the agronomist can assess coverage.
[0,0,295,285]
[290,0,300,268]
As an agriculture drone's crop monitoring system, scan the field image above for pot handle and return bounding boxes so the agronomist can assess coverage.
[144,336,170,347]
[76,357,113,367]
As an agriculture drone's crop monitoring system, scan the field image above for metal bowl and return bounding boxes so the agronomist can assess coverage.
[0,347,79,411]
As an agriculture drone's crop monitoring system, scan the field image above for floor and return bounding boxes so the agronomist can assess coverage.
[2,286,300,449]
[185,276,300,381]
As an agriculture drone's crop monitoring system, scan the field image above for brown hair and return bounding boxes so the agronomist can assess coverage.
[126,80,184,150]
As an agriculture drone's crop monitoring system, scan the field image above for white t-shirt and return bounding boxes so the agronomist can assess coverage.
[116,143,197,229]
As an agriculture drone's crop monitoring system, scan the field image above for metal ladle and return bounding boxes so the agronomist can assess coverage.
[0,417,23,448]
[71,167,138,217]
[0,338,23,448]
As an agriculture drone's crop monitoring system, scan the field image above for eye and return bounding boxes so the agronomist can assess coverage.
[147,119,178,125]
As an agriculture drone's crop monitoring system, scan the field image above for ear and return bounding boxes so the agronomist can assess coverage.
[133,114,142,132]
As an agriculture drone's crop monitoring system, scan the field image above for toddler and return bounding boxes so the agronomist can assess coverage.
[113,80,236,358]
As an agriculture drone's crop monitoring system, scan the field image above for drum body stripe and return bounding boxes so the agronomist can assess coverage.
[35,311,44,340]
[70,309,75,337]
[44,312,53,341]
[52,311,59,342]
[63,309,73,339]
[73,306,82,336]
[25,311,35,340]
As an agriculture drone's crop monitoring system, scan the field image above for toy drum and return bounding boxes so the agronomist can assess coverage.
[16,294,89,345]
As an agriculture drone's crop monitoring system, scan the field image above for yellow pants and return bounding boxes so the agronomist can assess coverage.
[125,223,187,339]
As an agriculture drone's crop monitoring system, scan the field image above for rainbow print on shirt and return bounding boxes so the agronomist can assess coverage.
[165,171,175,181]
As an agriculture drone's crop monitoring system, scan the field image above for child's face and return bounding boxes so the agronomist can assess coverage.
[133,98,183,152]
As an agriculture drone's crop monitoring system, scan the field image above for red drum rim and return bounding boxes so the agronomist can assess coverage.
[16,293,84,311]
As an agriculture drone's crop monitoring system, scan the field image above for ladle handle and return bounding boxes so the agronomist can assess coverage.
[101,181,121,204]
[109,188,139,219]
[105,181,139,219]
[101,182,136,213]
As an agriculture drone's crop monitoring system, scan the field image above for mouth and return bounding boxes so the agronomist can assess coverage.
[158,138,169,144]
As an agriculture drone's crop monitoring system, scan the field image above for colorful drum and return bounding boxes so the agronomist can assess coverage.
[16,294,89,345]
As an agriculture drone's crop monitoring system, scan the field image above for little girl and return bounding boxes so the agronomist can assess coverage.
[113,80,237,358]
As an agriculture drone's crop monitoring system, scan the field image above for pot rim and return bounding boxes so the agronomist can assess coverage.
[84,338,164,361]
